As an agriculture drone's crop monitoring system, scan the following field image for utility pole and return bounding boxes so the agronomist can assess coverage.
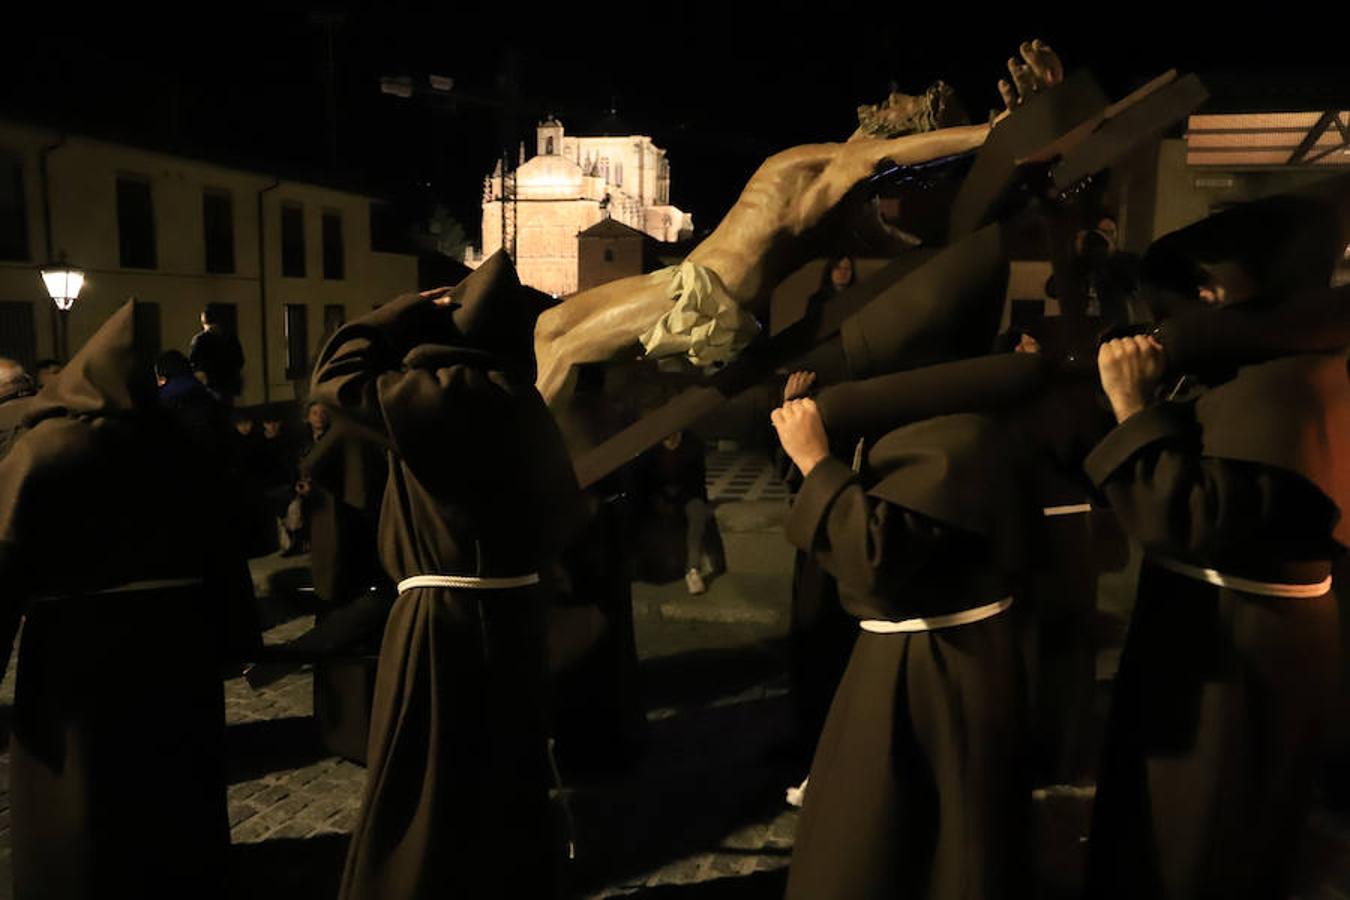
[500,149,517,260]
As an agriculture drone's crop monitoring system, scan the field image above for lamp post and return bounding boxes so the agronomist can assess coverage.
[39,261,84,362]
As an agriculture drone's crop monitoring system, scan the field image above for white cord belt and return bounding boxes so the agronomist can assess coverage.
[860,597,1013,634]
[1152,557,1332,598]
[1042,503,1093,517]
[397,573,541,593]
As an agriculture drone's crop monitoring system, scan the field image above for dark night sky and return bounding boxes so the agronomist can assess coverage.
[3,5,1347,240]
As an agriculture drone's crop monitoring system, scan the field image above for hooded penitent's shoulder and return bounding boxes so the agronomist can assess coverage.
[1196,349,1350,547]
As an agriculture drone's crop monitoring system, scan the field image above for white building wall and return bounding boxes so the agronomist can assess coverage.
[0,119,418,405]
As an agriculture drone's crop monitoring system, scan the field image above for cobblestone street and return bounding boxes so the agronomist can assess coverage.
[4,452,1350,898]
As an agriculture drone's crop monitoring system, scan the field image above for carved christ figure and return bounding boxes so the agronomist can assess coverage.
[532,41,1064,404]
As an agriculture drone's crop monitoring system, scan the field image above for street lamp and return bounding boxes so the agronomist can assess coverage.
[39,261,84,361]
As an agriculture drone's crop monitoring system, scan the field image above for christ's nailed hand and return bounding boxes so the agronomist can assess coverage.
[996,39,1064,119]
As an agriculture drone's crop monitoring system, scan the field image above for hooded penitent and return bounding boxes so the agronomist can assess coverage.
[1080,172,1350,900]
[1139,177,1350,548]
[1141,175,1350,315]
[0,300,259,676]
[1,300,191,594]
[311,250,586,900]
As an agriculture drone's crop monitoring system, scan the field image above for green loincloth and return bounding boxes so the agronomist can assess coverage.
[637,261,761,368]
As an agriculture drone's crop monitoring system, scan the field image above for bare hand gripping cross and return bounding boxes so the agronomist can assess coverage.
[533,40,1063,404]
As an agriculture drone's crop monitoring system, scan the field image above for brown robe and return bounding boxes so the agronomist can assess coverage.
[1083,350,1350,899]
[784,414,1032,900]
[0,300,258,898]
[0,300,258,669]
[785,429,862,767]
[310,253,586,900]
[786,352,1049,765]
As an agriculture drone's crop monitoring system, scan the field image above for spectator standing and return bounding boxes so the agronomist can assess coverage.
[155,351,232,467]
[279,403,332,555]
[188,304,245,402]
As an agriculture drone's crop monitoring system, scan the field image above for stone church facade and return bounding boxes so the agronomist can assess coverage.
[470,117,692,296]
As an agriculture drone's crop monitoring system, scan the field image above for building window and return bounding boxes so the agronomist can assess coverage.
[322,303,345,341]
[322,212,344,280]
[0,152,29,262]
[133,301,162,360]
[203,189,235,274]
[545,136,555,155]
[285,304,309,378]
[603,247,614,262]
[281,203,305,278]
[615,163,623,187]
[600,157,610,183]
[0,301,36,370]
[117,175,157,269]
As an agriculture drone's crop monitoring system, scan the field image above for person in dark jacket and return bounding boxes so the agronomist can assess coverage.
[155,350,233,468]
[636,429,715,594]
[188,304,245,402]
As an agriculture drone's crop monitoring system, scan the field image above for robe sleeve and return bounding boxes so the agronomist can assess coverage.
[1083,402,1337,565]
[784,456,949,599]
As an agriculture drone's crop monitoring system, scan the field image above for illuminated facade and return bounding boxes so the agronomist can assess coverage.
[470,117,692,296]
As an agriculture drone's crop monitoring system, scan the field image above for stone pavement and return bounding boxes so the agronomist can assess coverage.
[5,450,1350,898]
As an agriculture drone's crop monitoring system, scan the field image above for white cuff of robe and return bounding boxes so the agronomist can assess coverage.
[1152,557,1332,598]
[397,573,541,593]
[860,596,1013,634]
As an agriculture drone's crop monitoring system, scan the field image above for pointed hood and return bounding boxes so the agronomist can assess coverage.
[1141,174,1350,317]
[866,413,1031,573]
[24,300,155,424]
[450,251,532,357]
[402,251,537,373]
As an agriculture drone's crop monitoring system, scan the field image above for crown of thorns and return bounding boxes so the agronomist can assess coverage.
[857,81,963,137]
